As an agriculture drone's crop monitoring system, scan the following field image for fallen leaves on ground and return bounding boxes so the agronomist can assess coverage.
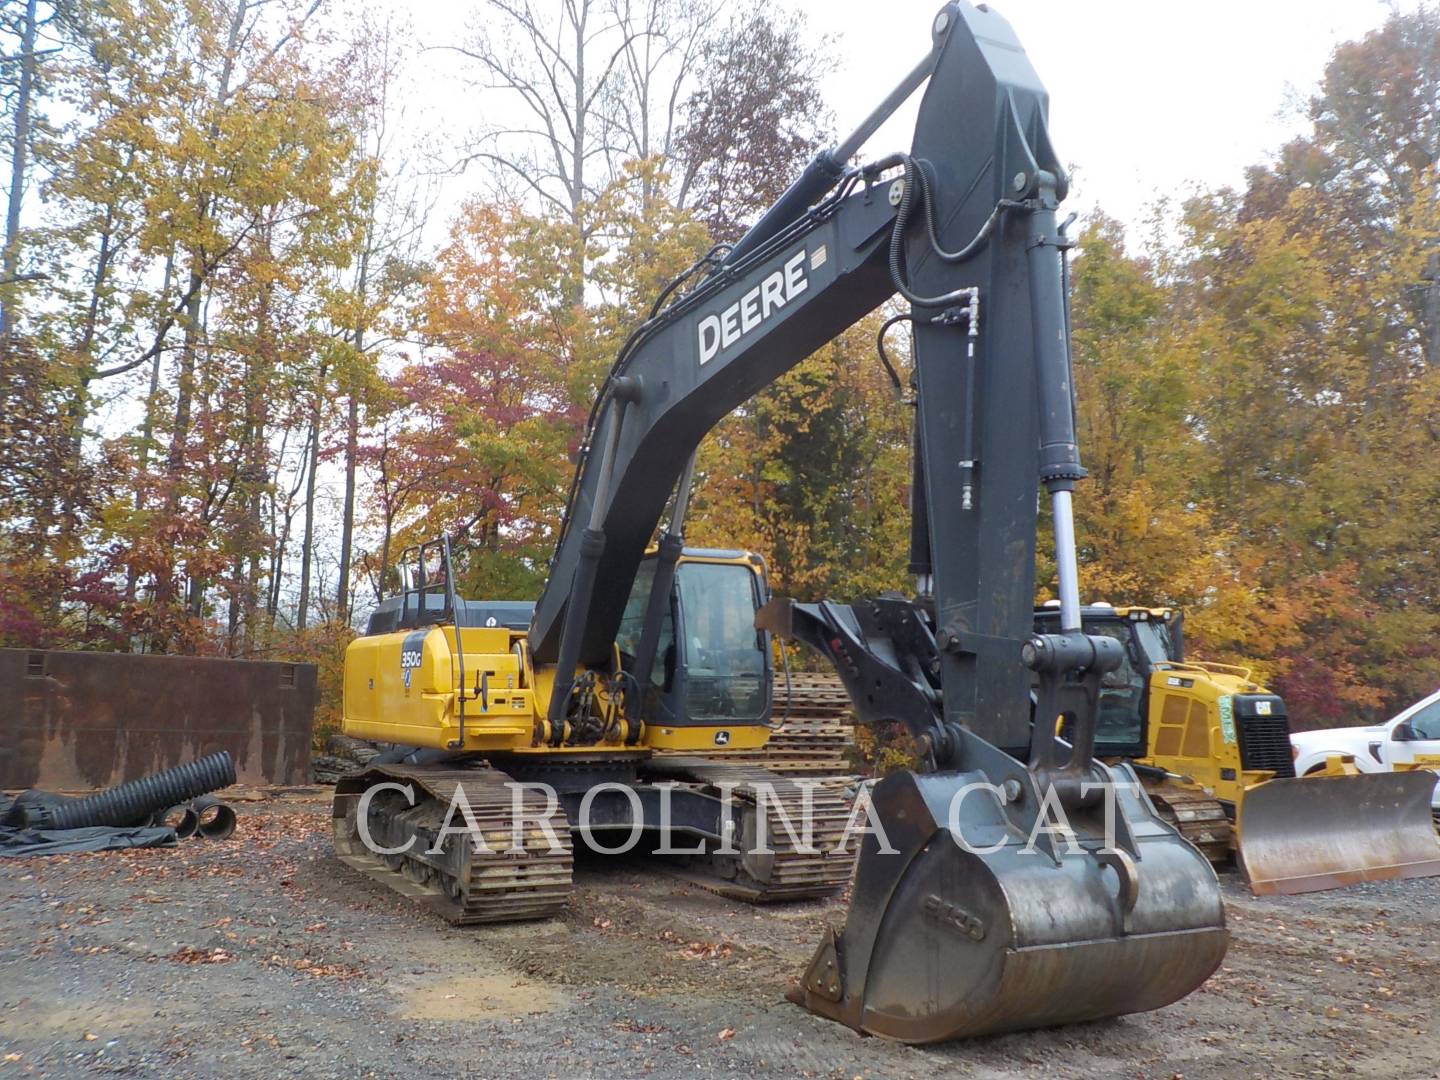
[167,945,234,965]
[265,954,366,980]
[681,941,732,960]
[614,1019,665,1033]
[658,927,733,960]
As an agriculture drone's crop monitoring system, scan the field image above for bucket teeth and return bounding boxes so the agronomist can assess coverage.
[796,930,844,1003]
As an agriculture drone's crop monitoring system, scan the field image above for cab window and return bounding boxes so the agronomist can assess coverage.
[616,561,673,689]
[1131,620,1173,665]
[1084,621,1146,749]
[616,561,656,659]
[676,562,766,721]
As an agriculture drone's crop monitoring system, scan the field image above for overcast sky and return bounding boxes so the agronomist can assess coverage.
[824,0,1405,231]
[391,0,1411,246]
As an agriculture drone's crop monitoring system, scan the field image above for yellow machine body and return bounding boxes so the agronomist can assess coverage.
[342,549,772,755]
[1139,659,1280,803]
[1051,603,1440,895]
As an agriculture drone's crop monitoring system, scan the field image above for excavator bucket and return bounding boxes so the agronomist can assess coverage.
[789,765,1228,1042]
[1238,771,1440,896]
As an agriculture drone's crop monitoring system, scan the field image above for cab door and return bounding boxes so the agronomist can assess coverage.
[671,560,771,729]
[615,554,773,739]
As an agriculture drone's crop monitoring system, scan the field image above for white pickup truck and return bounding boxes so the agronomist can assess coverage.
[1290,687,1440,809]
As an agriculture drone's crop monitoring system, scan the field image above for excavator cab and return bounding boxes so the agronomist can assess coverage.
[616,549,773,734]
[1035,605,1172,757]
[1038,605,1212,766]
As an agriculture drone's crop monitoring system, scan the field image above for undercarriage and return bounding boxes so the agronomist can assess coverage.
[332,753,858,924]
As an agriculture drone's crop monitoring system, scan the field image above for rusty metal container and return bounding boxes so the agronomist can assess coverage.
[0,649,316,789]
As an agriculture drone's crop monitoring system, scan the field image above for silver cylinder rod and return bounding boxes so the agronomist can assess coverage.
[833,45,941,164]
[1051,489,1082,633]
[669,452,698,532]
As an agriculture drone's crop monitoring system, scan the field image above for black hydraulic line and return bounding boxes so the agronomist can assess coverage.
[723,153,849,268]
[875,312,912,393]
[911,161,1021,264]
[46,751,235,830]
[889,156,988,309]
[648,244,731,319]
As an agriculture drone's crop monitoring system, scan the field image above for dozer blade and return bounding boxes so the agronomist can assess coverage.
[789,766,1228,1043]
[1238,771,1440,896]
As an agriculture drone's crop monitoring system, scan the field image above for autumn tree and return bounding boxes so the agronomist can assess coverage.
[687,315,912,600]
[672,1,833,243]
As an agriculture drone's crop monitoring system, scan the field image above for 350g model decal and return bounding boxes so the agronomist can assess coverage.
[400,630,426,690]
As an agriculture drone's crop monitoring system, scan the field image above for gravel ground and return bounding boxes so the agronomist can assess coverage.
[2,793,1438,1079]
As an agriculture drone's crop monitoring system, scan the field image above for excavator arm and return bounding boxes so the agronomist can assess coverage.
[529,1,1228,1041]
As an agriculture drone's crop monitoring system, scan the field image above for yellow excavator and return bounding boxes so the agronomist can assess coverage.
[1036,603,1440,895]
[332,1,1237,1043]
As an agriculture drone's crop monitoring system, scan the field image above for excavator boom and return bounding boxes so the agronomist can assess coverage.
[528,0,1227,1043]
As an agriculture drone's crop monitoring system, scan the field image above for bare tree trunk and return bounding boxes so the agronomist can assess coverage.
[336,392,359,621]
[296,369,325,631]
[226,554,243,653]
[378,516,392,603]
[125,249,175,609]
[2,0,38,337]
[267,433,306,621]
[237,256,273,651]
[159,0,246,622]
[163,276,204,514]
[335,227,371,623]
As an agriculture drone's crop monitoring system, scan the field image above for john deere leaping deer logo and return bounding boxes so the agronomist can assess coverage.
[400,631,426,691]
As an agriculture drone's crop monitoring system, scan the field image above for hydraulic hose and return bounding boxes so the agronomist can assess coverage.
[46,751,236,830]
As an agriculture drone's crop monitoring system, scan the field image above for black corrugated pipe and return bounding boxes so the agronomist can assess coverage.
[46,751,235,830]
[192,794,237,841]
[151,804,200,839]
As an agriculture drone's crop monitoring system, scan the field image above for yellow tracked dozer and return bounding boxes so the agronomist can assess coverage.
[1039,603,1440,896]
